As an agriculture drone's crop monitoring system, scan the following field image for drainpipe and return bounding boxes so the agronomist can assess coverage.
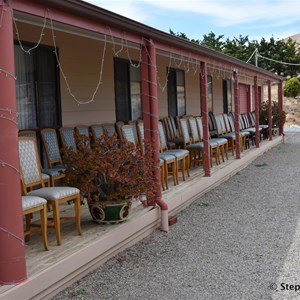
[147,39,169,232]
[268,80,273,141]
[254,76,260,148]
[200,61,211,176]
[0,0,27,284]
[233,69,241,159]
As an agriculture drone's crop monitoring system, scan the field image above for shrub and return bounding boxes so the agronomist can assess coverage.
[283,77,300,97]
[259,100,286,128]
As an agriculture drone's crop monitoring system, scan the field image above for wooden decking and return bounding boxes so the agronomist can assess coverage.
[0,136,283,300]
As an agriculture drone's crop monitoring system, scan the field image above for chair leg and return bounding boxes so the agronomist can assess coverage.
[51,200,61,246]
[185,155,190,177]
[164,163,169,190]
[25,214,31,242]
[39,204,49,251]
[74,195,82,236]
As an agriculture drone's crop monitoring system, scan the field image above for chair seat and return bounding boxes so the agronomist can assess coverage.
[259,125,269,129]
[53,165,66,172]
[22,196,47,210]
[28,187,80,201]
[42,168,64,177]
[186,142,204,150]
[159,153,176,162]
[211,138,228,145]
[241,128,260,133]
[240,131,250,136]
[167,141,176,148]
[164,149,189,158]
[172,137,184,146]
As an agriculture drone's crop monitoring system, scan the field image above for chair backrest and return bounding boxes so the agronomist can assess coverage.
[121,125,136,145]
[101,123,116,137]
[18,137,44,191]
[115,121,124,139]
[242,113,251,128]
[239,114,246,130]
[214,114,226,136]
[223,114,233,132]
[128,120,139,145]
[158,121,168,152]
[90,124,104,143]
[249,111,255,127]
[228,113,235,131]
[136,120,144,146]
[195,116,204,140]
[162,117,173,141]
[179,118,192,148]
[168,116,178,139]
[59,127,77,150]
[174,116,182,136]
[18,130,37,139]
[208,112,217,131]
[75,125,91,148]
[40,128,62,167]
[188,117,201,143]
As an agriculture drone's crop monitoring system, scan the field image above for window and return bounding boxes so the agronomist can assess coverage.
[223,79,233,113]
[167,68,186,116]
[14,43,61,130]
[114,59,141,123]
[207,75,213,112]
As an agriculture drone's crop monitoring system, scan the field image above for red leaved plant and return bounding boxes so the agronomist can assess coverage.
[61,132,157,204]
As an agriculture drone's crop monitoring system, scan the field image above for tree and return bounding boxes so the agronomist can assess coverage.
[169,29,300,77]
[200,31,225,52]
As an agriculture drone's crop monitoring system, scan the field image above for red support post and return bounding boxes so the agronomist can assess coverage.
[254,76,260,148]
[200,61,211,177]
[268,80,273,141]
[141,44,151,143]
[233,69,241,159]
[278,80,283,136]
[0,1,27,284]
[146,39,168,231]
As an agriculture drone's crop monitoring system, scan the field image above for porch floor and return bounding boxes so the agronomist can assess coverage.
[0,135,283,300]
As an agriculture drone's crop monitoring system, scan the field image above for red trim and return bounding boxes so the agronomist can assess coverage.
[0,1,27,284]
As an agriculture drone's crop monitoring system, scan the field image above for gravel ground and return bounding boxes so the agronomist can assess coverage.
[52,132,300,300]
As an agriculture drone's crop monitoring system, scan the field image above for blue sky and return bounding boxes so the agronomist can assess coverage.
[84,0,300,42]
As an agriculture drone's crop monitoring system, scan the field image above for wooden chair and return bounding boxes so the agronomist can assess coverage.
[18,137,82,246]
[75,125,91,148]
[115,121,124,140]
[40,128,66,186]
[137,120,170,190]
[59,127,77,150]
[101,123,117,137]
[225,113,249,151]
[18,130,51,187]
[128,120,139,145]
[188,117,219,166]
[158,121,190,183]
[90,124,104,144]
[195,116,228,162]
[121,125,136,145]
[22,195,49,251]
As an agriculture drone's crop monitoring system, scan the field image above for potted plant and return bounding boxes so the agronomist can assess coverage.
[260,100,286,129]
[61,132,156,224]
